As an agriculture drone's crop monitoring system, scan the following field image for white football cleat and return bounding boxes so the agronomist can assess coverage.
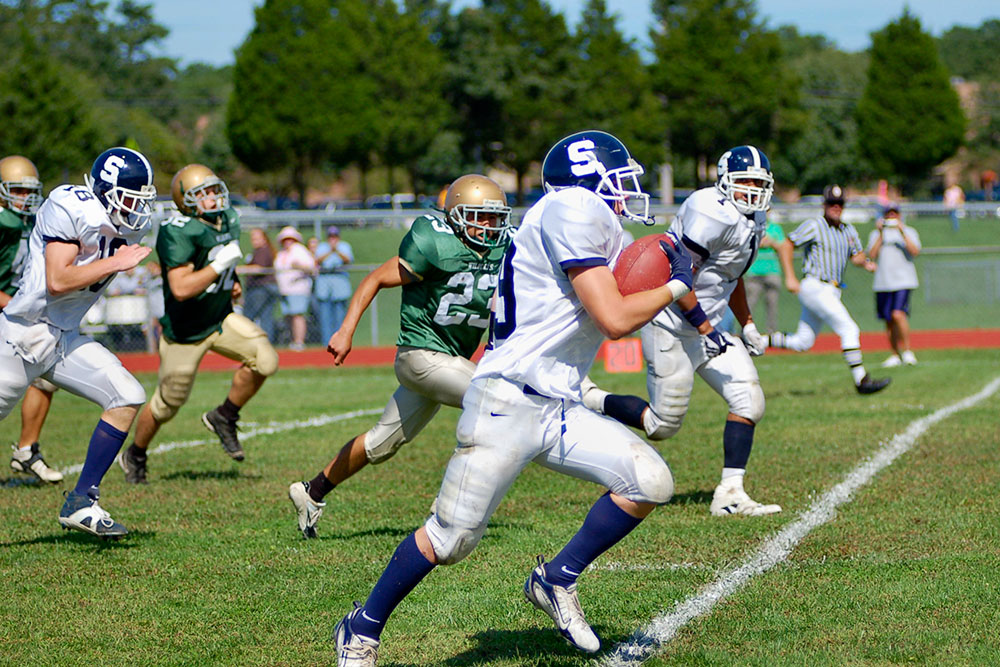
[880,354,902,368]
[523,556,600,653]
[710,481,781,517]
[10,443,64,483]
[334,603,380,667]
[901,350,917,366]
[288,481,325,539]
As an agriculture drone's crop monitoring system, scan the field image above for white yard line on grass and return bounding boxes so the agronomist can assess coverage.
[603,376,1000,667]
[57,408,384,477]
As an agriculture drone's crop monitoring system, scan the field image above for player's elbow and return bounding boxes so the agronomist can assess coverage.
[46,274,73,296]
[597,318,637,341]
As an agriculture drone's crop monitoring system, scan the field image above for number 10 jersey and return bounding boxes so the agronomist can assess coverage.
[3,184,150,331]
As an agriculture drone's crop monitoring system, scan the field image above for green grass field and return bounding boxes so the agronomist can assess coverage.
[2,350,999,665]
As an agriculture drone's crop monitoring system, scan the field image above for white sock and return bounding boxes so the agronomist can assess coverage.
[720,468,746,485]
[851,366,867,384]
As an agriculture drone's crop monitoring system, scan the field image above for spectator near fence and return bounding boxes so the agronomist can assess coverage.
[240,227,279,342]
[312,225,354,344]
[274,226,316,350]
[867,204,921,367]
[943,182,964,232]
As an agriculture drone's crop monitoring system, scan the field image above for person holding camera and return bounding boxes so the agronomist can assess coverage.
[867,204,921,367]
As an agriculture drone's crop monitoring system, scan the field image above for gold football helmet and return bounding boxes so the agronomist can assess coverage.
[171,164,230,222]
[0,155,43,215]
[444,174,512,249]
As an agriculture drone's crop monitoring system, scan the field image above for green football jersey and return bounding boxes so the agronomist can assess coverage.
[397,214,509,358]
[0,207,26,297]
[157,207,241,344]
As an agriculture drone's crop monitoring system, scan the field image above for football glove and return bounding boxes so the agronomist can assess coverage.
[741,322,767,357]
[701,328,733,359]
[209,242,243,275]
[659,237,693,300]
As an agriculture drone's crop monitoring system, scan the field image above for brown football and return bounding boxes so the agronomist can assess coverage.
[612,233,674,296]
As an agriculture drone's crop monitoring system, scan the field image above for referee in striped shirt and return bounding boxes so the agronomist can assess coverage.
[768,185,891,394]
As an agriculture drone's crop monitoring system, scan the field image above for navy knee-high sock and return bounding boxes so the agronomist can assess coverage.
[723,420,754,470]
[546,492,643,587]
[352,531,437,640]
[75,420,129,498]
[603,394,649,430]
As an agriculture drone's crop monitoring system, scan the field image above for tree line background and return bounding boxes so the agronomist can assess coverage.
[1,0,997,207]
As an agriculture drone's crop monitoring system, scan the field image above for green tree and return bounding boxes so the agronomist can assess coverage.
[350,0,452,195]
[439,0,580,203]
[649,0,800,186]
[572,0,665,173]
[0,34,106,186]
[856,11,965,192]
[227,0,377,206]
[773,27,871,193]
[937,19,1000,83]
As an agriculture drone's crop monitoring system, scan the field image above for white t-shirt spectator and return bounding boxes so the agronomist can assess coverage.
[867,227,921,292]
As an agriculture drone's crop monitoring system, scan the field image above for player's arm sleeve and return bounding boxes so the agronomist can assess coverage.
[397,225,433,280]
[786,220,814,246]
[156,224,195,269]
[540,197,610,272]
[37,199,82,247]
[676,211,731,269]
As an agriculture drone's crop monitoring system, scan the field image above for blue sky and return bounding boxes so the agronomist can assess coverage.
[150,0,999,68]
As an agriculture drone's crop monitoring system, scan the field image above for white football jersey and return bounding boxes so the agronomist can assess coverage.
[3,184,150,331]
[653,186,766,331]
[475,187,626,401]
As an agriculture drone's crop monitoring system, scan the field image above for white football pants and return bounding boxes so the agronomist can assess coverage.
[782,276,861,351]
[424,375,674,565]
[0,315,145,421]
[640,324,765,440]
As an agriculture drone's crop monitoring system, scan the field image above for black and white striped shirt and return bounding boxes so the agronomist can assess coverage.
[787,216,862,285]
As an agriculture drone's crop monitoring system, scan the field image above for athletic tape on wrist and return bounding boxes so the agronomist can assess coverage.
[667,279,690,301]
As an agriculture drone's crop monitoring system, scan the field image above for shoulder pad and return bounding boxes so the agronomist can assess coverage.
[683,188,743,227]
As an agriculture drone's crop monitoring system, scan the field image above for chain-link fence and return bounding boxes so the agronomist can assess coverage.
[88,202,1000,354]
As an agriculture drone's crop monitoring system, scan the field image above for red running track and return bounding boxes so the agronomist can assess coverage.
[117,329,1000,374]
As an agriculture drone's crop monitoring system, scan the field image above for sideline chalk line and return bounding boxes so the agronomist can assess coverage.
[602,376,1000,666]
[56,407,384,477]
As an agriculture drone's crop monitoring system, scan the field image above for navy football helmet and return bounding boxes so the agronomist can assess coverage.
[84,147,156,230]
[541,130,653,225]
[716,145,774,215]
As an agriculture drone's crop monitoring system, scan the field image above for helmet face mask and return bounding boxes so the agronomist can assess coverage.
[0,155,43,216]
[542,130,653,225]
[172,164,230,224]
[444,174,512,250]
[85,147,156,231]
[716,145,774,215]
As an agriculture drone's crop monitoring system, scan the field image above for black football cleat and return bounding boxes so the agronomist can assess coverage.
[117,446,148,484]
[856,374,891,395]
[201,409,245,461]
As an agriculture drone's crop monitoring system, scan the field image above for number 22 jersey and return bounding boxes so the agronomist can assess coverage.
[397,214,509,359]
[3,184,150,331]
